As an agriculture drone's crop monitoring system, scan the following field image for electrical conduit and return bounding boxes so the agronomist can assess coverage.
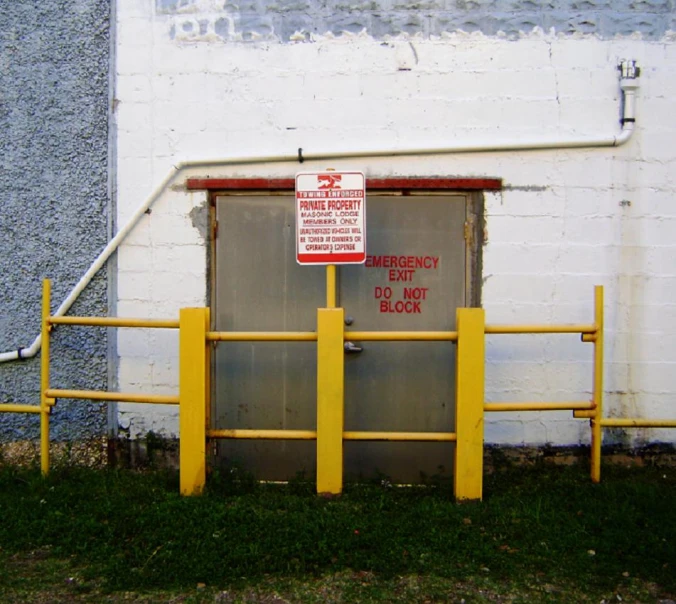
[0,61,640,363]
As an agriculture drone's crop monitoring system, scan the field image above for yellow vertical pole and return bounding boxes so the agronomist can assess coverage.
[326,265,337,308]
[40,279,52,476]
[204,307,212,452]
[590,285,604,483]
[454,308,485,502]
[179,307,209,496]
[316,307,345,495]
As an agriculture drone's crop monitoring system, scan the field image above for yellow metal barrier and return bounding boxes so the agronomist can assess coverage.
[591,285,605,482]
[601,419,676,428]
[208,429,317,440]
[484,402,595,412]
[316,307,345,495]
[206,430,458,442]
[45,389,179,405]
[345,331,458,341]
[49,317,180,329]
[344,431,457,442]
[485,325,595,334]
[454,308,486,500]
[478,286,672,481]
[326,264,337,309]
[40,279,52,475]
[2,279,675,500]
[0,404,42,414]
[179,307,209,496]
[20,279,184,478]
[482,286,605,483]
[206,332,317,342]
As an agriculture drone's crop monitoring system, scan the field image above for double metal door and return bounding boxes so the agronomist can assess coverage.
[212,193,468,483]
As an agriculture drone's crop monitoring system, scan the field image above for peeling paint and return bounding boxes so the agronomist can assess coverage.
[157,0,676,42]
[189,203,209,242]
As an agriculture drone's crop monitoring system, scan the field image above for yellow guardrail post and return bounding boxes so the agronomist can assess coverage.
[454,308,485,501]
[316,305,345,495]
[40,279,52,476]
[591,285,604,483]
[205,312,212,444]
[179,307,209,495]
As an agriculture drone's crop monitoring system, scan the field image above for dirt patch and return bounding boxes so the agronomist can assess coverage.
[2,439,675,474]
[484,443,676,472]
[0,438,107,469]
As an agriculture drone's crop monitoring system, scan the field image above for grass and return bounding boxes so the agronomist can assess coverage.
[0,460,674,602]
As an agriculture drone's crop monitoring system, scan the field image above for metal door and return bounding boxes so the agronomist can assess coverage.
[341,195,466,483]
[212,193,469,483]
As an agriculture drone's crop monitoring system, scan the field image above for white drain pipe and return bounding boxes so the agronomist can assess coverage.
[0,61,640,364]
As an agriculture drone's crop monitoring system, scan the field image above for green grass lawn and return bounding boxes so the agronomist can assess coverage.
[0,461,674,602]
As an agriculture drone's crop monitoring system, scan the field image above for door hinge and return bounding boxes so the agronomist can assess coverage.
[212,219,219,240]
[463,220,471,243]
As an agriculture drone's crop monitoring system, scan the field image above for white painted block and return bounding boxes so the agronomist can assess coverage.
[117,244,154,274]
[117,329,151,359]
[117,270,152,301]
[486,215,565,245]
[628,362,676,394]
[151,358,180,389]
[112,15,676,446]
[117,299,155,318]
[118,356,151,388]
[117,0,152,19]
[116,42,152,76]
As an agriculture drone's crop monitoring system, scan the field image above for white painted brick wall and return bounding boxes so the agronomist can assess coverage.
[114,2,676,446]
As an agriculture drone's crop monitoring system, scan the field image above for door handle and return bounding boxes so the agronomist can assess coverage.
[344,341,363,354]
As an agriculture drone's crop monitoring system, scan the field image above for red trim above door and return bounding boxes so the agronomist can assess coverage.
[186,177,502,191]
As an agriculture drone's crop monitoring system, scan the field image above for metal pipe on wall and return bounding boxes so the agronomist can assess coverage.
[0,62,640,364]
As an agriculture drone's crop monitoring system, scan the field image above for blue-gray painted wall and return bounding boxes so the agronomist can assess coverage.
[0,1,111,441]
[159,0,676,42]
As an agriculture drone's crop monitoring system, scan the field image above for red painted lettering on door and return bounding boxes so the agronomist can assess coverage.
[388,269,416,282]
[379,300,422,314]
[368,254,438,315]
[374,286,392,299]
[403,287,429,300]
[365,255,439,269]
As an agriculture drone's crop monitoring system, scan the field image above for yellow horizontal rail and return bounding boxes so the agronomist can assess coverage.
[207,429,317,440]
[346,331,458,342]
[45,389,179,405]
[49,316,179,329]
[343,431,457,442]
[0,403,42,414]
[207,429,458,442]
[485,324,596,335]
[206,331,317,342]
[485,402,595,412]
[573,409,596,419]
[601,419,676,428]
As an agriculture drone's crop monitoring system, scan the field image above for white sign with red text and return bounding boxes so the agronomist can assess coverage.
[295,171,366,265]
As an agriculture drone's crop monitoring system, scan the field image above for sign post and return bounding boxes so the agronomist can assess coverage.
[296,171,365,496]
[295,171,366,265]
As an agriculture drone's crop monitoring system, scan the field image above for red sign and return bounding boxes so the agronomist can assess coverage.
[296,171,366,265]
